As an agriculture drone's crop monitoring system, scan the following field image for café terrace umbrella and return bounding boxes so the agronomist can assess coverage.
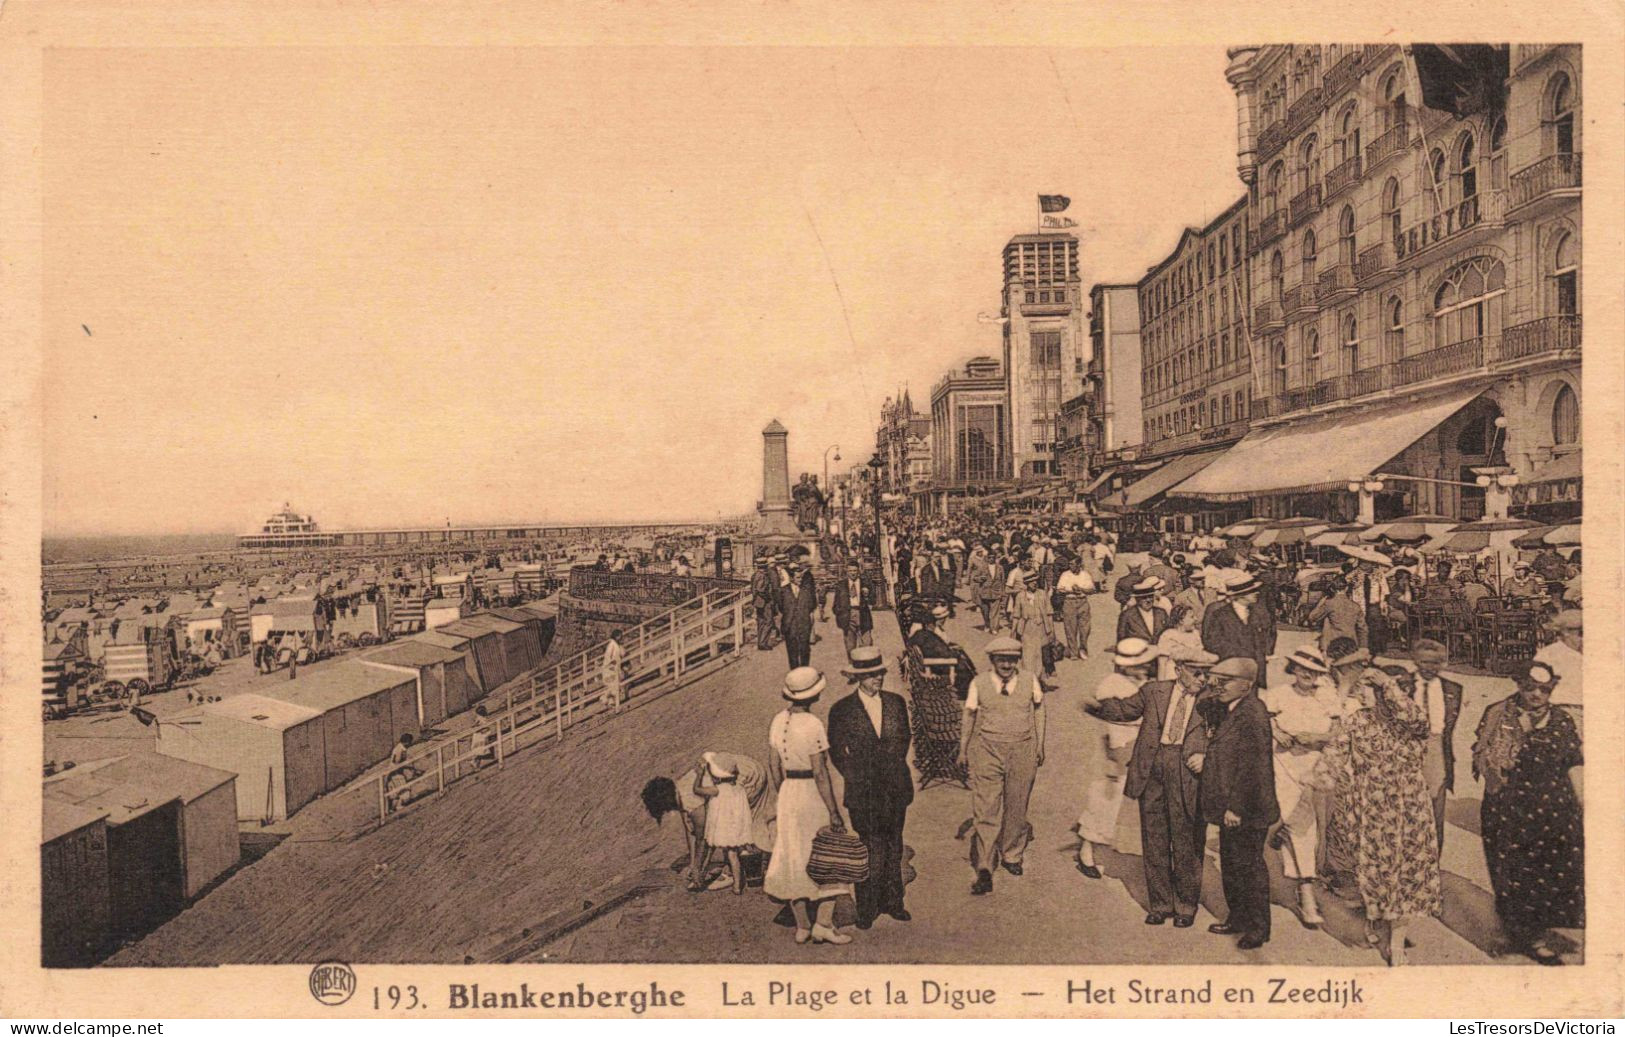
[1310,522,1369,547]
[1337,544,1394,566]
[1425,516,1544,555]
[1360,514,1459,544]
[1219,519,1269,538]
[1252,516,1330,547]
[1511,524,1558,549]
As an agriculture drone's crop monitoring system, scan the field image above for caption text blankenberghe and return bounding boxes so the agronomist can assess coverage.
[431,976,1380,1014]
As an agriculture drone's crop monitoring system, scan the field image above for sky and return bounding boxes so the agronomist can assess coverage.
[42,45,1243,535]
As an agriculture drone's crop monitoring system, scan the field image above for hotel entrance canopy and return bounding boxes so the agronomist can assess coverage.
[1169,387,1485,501]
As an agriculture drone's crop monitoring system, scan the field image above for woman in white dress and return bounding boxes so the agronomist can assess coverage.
[1076,638,1159,877]
[1260,645,1343,928]
[764,666,855,945]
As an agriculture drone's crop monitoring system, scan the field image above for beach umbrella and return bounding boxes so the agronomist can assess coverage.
[1220,519,1268,538]
[1512,524,1557,549]
[1253,517,1330,547]
[1309,522,1368,547]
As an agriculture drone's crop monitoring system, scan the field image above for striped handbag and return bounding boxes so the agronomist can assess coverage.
[807,825,869,885]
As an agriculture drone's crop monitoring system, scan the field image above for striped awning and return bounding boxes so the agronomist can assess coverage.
[1172,388,1485,501]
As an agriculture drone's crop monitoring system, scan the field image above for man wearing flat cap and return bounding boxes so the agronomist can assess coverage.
[1198,657,1280,950]
[1011,570,1058,689]
[828,647,914,928]
[959,635,1046,895]
[1202,574,1277,682]
[1081,644,1218,927]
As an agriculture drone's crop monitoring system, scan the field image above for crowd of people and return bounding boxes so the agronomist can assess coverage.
[643,510,1583,965]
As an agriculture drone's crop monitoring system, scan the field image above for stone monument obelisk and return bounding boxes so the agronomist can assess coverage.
[758,419,797,534]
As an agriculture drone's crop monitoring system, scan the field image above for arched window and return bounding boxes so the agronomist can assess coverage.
[1457,133,1477,204]
[1382,178,1402,243]
[1266,162,1286,215]
[1337,205,1356,267]
[1385,296,1404,361]
[1429,148,1448,211]
[1302,230,1318,284]
[1336,103,1361,166]
[1550,73,1575,155]
[1489,115,1508,188]
[1381,69,1407,131]
[1551,384,1579,445]
[1270,251,1284,301]
[1273,342,1288,394]
[1300,134,1321,194]
[1551,230,1579,318]
[1304,327,1322,384]
[1432,256,1506,347]
[1342,314,1359,372]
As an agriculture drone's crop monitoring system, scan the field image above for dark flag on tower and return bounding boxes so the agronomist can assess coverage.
[1038,193,1078,231]
[1410,44,1509,119]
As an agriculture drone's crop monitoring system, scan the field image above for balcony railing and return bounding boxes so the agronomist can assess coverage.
[1258,119,1287,160]
[1325,153,1362,197]
[1289,182,1323,227]
[1355,242,1392,284]
[1509,152,1582,210]
[1365,113,1410,168]
[1253,300,1282,329]
[1394,337,1487,387]
[1323,47,1365,98]
[1252,209,1287,251]
[1501,316,1581,362]
[1319,263,1356,300]
[1282,281,1322,318]
[1286,87,1324,136]
[1394,191,1504,262]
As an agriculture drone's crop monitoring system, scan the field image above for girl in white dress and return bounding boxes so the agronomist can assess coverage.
[1260,645,1343,927]
[693,752,753,894]
[764,667,854,945]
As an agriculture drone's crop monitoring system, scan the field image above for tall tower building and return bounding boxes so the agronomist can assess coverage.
[1001,234,1088,479]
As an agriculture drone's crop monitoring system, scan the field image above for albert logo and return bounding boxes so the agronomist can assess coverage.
[309,961,357,1006]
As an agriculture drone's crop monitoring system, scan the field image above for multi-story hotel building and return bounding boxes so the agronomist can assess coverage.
[1001,234,1089,480]
[874,391,933,498]
[1173,44,1581,523]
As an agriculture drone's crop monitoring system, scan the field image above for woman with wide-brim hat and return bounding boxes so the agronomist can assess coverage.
[764,666,855,945]
[1260,645,1341,928]
[1075,637,1160,878]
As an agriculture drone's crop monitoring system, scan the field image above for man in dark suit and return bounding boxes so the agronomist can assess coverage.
[779,546,819,669]
[1201,574,1277,681]
[1082,644,1218,927]
[822,558,875,655]
[1197,656,1280,950]
[1117,578,1170,643]
[750,558,779,651]
[918,548,954,613]
[1409,638,1463,850]
[828,646,914,928]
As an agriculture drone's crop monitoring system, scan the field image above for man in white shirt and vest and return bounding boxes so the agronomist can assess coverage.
[1055,555,1096,660]
[958,635,1046,895]
[1408,638,1463,850]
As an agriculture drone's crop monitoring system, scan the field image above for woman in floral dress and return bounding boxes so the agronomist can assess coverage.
[1322,662,1442,965]
[1473,661,1584,965]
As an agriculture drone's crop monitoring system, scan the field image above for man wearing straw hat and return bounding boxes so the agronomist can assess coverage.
[959,635,1046,895]
[1081,642,1217,927]
[828,646,914,928]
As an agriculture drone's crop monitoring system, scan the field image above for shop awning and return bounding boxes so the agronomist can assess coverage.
[1172,387,1485,501]
[1081,469,1116,496]
[1123,449,1228,508]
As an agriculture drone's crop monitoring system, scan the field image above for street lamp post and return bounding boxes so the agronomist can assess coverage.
[823,444,840,535]
[867,453,885,555]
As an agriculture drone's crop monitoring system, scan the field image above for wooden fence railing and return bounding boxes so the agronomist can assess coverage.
[366,586,751,824]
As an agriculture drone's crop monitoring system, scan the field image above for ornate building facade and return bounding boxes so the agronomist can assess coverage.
[874,391,933,496]
[1176,44,1582,522]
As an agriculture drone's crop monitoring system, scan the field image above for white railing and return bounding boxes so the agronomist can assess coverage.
[366,586,750,824]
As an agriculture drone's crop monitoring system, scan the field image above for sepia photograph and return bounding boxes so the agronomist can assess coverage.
[3,0,1621,1023]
